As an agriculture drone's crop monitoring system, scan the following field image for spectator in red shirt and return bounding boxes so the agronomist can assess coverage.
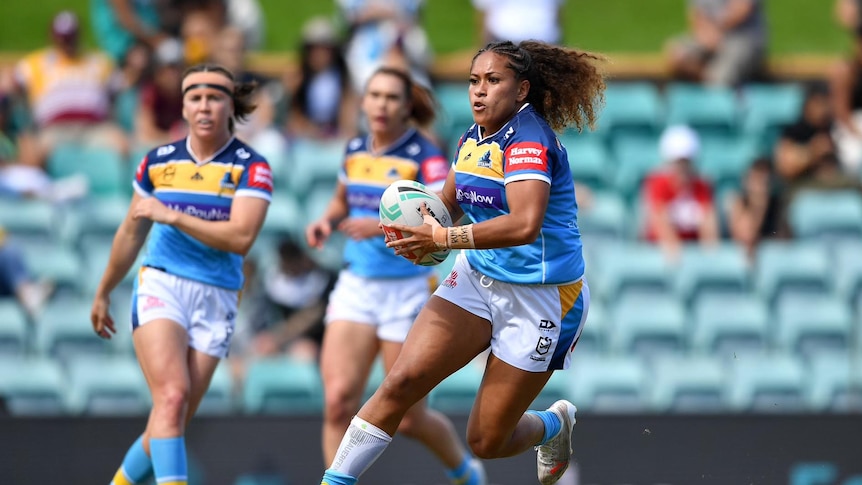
[642,125,719,260]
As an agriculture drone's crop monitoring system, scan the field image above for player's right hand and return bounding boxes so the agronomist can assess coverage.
[90,295,116,340]
[306,219,332,249]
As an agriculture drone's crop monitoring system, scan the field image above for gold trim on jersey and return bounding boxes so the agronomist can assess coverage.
[455,138,505,180]
[344,153,420,185]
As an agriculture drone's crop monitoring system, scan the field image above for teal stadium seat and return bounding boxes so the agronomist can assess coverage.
[691,294,769,357]
[36,298,115,362]
[196,362,237,415]
[286,138,345,200]
[598,82,664,138]
[260,194,304,241]
[674,243,750,306]
[593,242,672,302]
[429,361,484,414]
[741,83,804,151]
[560,132,612,190]
[0,356,69,415]
[48,144,127,197]
[648,355,727,413]
[113,87,140,134]
[434,82,475,149]
[0,198,57,245]
[610,134,661,200]
[608,295,688,358]
[569,355,646,413]
[362,358,386,403]
[788,189,862,243]
[242,357,322,414]
[807,354,862,412]
[78,195,130,239]
[573,299,606,355]
[696,134,761,190]
[81,237,143,296]
[755,241,830,307]
[0,300,29,357]
[577,191,629,243]
[665,83,739,136]
[728,354,807,413]
[833,241,862,305]
[775,295,853,359]
[66,355,150,415]
[22,241,84,297]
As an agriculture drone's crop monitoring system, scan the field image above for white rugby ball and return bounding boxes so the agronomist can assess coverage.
[379,180,452,266]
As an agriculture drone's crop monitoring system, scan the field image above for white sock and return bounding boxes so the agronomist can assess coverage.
[329,416,393,478]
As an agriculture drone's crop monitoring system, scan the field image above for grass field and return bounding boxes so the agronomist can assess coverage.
[0,0,852,56]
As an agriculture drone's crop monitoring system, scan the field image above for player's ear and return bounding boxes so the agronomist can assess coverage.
[516,79,530,103]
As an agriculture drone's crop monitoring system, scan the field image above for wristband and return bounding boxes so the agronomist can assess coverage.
[447,224,475,249]
[431,225,449,250]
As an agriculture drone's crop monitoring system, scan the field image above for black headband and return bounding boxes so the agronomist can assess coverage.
[182,83,232,96]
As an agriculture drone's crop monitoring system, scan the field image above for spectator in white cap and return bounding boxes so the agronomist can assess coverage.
[641,125,719,261]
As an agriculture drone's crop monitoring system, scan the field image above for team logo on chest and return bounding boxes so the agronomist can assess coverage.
[477,151,492,168]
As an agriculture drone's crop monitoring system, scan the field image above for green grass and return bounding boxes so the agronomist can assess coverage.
[0,0,852,55]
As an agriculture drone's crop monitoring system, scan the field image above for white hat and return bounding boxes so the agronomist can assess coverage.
[659,125,700,161]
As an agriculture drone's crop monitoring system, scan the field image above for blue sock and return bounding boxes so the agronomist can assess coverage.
[527,410,562,445]
[150,437,188,484]
[111,435,153,485]
[321,470,358,485]
[446,454,480,485]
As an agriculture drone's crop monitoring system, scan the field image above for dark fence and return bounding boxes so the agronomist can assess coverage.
[1,414,861,485]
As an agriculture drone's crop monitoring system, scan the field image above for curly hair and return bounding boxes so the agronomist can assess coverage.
[182,63,258,133]
[472,41,606,133]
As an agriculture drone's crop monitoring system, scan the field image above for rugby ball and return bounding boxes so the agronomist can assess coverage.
[379,180,452,266]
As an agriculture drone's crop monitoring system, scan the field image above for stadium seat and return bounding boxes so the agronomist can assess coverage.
[648,355,728,413]
[754,241,831,307]
[665,83,739,135]
[0,300,29,357]
[608,295,687,358]
[610,134,661,199]
[260,194,304,241]
[569,355,647,413]
[434,82,475,148]
[196,362,237,415]
[22,241,84,297]
[727,354,807,413]
[788,189,862,243]
[593,242,672,302]
[286,138,345,199]
[242,357,322,414]
[429,361,484,414]
[66,355,150,415]
[560,132,612,190]
[674,243,750,306]
[0,198,57,245]
[740,83,804,150]
[532,370,575,411]
[577,191,629,243]
[48,144,127,197]
[362,358,386,403]
[77,195,129,239]
[774,295,853,359]
[807,354,862,412]
[573,299,606,355]
[0,356,69,415]
[833,241,862,305]
[113,87,140,134]
[696,134,761,188]
[598,82,664,138]
[81,237,143,296]
[35,298,115,362]
[691,294,769,357]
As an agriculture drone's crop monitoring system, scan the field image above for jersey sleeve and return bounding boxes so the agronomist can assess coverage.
[132,153,154,196]
[503,131,552,185]
[236,159,274,201]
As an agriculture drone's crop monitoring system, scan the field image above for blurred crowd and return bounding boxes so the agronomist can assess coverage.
[1,0,862,381]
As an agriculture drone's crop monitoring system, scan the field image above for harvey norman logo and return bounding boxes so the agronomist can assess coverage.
[455,186,501,209]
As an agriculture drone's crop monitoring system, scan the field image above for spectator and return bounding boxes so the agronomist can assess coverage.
[642,125,720,261]
[133,38,186,149]
[0,229,54,320]
[726,157,786,261]
[180,6,225,65]
[337,0,433,92]
[12,11,128,165]
[835,0,862,32]
[233,238,335,365]
[286,16,358,141]
[90,0,168,64]
[775,85,836,182]
[666,0,767,87]
[472,0,564,46]
[830,26,862,175]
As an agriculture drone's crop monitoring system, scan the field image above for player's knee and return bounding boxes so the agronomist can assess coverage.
[378,368,425,404]
[323,385,362,424]
[467,431,505,459]
[152,384,190,424]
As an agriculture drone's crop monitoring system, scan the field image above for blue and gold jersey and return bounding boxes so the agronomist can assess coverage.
[341,128,449,278]
[453,104,584,284]
[133,137,273,290]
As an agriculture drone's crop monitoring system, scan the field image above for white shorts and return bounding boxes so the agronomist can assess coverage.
[132,267,239,358]
[325,269,436,342]
[434,252,589,372]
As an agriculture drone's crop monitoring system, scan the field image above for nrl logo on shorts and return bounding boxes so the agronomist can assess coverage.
[536,336,552,355]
